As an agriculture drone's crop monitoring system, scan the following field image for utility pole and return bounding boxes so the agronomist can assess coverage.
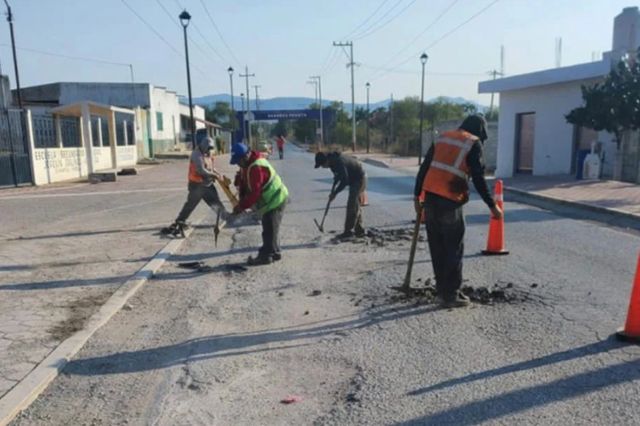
[388,93,395,153]
[240,93,245,142]
[333,41,356,151]
[365,82,370,154]
[307,79,318,144]
[4,0,21,110]
[252,84,261,111]
[240,66,255,147]
[309,75,323,146]
[487,69,503,118]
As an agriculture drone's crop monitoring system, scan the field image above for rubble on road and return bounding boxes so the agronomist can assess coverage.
[330,227,426,247]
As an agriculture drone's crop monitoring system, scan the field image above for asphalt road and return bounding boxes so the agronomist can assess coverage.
[12,144,640,425]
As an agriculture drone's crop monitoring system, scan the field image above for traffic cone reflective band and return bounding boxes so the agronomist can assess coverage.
[616,254,640,343]
[482,179,509,255]
[360,190,369,206]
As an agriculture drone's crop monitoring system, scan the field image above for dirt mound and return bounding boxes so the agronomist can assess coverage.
[385,281,537,306]
[331,227,426,247]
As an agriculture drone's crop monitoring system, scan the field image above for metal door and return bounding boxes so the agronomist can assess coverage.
[0,109,32,187]
[515,113,535,174]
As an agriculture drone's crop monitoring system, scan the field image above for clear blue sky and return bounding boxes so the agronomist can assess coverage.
[1,0,634,106]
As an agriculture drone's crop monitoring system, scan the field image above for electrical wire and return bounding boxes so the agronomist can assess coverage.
[0,44,131,67]
[170,0,226,64]
[369,0,501,82]
[367,0,460,80]
[353,0,418,41]
[340,0,390,39]
[198,0,241,66]
[350,0,405,39]
[120,0,208,78]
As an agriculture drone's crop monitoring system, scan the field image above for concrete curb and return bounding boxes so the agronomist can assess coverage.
[0,221,202,426]
[360,158,391,169]
[504,186,640,230]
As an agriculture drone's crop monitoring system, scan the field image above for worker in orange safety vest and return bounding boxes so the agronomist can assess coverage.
[414,115,502,308]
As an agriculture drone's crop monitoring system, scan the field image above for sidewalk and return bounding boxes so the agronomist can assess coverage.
[354,151,640,229]
[0,157,236,405]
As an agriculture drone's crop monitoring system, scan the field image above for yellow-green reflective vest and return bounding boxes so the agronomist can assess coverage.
[247,158,288,214]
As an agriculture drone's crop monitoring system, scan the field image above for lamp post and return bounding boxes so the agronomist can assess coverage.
[228,66,235,140]
[179,10,196,149]
[366,82,370,154]
[418,52,428,165]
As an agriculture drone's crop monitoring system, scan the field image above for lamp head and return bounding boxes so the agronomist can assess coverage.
[179,10,191,28]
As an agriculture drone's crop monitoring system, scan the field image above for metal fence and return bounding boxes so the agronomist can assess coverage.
[0,109,31,187]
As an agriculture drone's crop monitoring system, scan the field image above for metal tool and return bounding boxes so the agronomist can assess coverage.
[216,175,239,207]
[214,208,222,247]
[398,205,424,292]
[314,197,332,233]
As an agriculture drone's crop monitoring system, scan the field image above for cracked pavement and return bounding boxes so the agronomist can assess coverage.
[7,145,640,425]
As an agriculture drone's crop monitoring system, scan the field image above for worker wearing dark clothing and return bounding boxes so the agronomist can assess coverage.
[315,151,367,238]
[162,137,226,237]
[231,143,289,265]
[414,115,502,308]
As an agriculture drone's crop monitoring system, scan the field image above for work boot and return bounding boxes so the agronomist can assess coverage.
[247,254,273,266]
[354,226,366,238]
[272,252,282,261]
[337,230,354,239]
[440,292,471,309]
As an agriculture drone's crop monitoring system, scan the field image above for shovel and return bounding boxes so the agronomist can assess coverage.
[393,204,424,293]
[314,197,332,233]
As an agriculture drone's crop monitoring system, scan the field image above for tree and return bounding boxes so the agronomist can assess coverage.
[271,120,288,137]
[205,101,237,130]
[566,48,640,145]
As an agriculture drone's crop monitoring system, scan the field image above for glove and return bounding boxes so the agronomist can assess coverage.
[414,197,423,215]
[329,192,336,202]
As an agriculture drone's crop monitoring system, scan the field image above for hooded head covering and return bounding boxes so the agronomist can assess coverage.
[459,114,488,142]
[314,152,327,168]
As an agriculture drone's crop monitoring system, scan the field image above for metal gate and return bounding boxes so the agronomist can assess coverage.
[0,109,32,187]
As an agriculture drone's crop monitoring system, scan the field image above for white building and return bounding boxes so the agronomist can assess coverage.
[479,7,640,181]
[17,82,205,158]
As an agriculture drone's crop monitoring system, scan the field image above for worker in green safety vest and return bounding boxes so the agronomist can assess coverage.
[230,143,289,265]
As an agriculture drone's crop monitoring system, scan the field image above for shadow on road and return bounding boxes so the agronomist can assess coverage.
[401,337,635,425]
[465,208,561,225]
[63,304,439,376]
[0,274,131,291]
[169,242,320,262]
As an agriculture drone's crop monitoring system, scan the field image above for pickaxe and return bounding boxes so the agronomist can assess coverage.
[314,183,336,233]
[397,204,424,293]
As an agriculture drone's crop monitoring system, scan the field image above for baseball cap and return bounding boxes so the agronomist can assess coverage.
[230,143,249,165]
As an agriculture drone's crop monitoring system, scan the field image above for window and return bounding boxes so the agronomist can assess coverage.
[156,111,163,131]
[91,116,101,147]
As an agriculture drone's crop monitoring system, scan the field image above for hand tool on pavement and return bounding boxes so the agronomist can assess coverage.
[314,197,332,233]
[214,208,222,247]
[394,204,423,293]
[216,175,239,207]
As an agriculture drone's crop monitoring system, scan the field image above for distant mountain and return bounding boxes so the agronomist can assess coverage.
[191,94,487,112]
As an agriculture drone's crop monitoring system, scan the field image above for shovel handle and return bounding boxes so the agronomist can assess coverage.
[402,206,424,289]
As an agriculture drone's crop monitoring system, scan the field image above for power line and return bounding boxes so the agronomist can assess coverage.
[341,0,390,39]
[171,0,226,62]
[120,0,208,78]
[154,0,221,65]
[361,63,486,76]
[353,0,418,40]
[198,0,240,66]
[0,44,131,67]
[350,0,404,39]
[370,0,501,82]
[367,0,461,80]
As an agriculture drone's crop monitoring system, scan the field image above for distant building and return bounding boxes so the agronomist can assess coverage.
[479,7,640,182]
[16,82,206,157]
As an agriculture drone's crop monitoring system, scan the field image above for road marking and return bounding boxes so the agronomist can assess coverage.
[0,187,184,201]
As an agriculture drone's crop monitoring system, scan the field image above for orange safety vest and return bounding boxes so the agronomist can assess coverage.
[188,154,214,183]
[422,129,478,203]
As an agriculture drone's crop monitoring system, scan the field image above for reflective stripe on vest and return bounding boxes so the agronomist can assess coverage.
[188,154,214,183]
[422,130,478,203]
[247,158,288,214]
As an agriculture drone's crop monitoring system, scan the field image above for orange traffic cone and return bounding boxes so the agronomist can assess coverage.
[616,254,640,342]
[359,190,369,206]
[482,179,509,255]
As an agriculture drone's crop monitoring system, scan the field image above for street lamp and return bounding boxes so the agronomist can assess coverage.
[366,82,371,154]
[418,52,428,165]
[179,9,196,149]
[228,66,235,140]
